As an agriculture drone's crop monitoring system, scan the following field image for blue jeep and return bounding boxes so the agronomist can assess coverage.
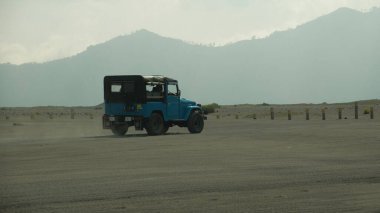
[103,75,205,136]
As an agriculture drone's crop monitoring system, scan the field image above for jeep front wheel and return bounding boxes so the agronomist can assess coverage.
[145,113,165,136]
[187,111,204,133]
[111,125,128,136]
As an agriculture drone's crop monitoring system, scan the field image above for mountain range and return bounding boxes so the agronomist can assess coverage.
[1,7,379,107]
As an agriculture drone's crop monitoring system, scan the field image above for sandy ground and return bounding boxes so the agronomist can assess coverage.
[1,104,380,212]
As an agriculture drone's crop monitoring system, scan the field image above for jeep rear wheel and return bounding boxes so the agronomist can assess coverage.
[162,123,169,134]
[145,113,165,136]
[187,111,204,133]
[111,125,128,136]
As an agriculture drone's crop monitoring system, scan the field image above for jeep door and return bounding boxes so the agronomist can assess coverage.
[166,82,180,119]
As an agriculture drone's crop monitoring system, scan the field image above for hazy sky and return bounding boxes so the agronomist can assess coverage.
[1,0,380,64]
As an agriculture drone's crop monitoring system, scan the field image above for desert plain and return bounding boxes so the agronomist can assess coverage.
[1,101,380,212]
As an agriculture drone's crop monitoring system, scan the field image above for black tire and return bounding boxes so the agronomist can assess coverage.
[187,111,204,134]
[111,125,128,136]
[145,112,165,136]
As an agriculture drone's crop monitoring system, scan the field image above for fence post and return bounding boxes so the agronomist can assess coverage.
[338,108,342,120]
[270,107,274,120]
[288,110,292,120]
[70,109,75,119]
[355,102,358,119]
[322,108,326,120]
[370,107,374,119]
[306,108,310,120]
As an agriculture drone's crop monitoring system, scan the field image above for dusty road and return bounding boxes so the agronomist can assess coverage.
[1,118,380,212]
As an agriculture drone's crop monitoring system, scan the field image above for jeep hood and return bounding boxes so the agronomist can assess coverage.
[180,98,196,106]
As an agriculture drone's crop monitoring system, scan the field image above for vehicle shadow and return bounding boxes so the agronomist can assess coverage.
[85,132,188,139]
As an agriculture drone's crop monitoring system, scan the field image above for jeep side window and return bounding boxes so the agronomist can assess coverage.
[111,81,134,93]
[146,83,164,99]
[167,83,178,96]
[111,84,122,93]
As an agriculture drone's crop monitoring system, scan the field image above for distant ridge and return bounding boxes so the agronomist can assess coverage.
[0,8,379,107]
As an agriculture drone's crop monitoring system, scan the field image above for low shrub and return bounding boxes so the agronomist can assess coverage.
[202,103,220,114]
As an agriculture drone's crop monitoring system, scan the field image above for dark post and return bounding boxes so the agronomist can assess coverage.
[253,113,256,120]
[321,108,326,120]
[288,110,292,120]
[270,107,274,120]
[370,107,374,119]
[306,108,310,120]
[338,108,342,120]
[355,102,358,119]
[70,109,75,119]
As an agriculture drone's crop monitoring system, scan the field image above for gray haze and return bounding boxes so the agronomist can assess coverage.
[0,8,379,106]
[1,0,380,64]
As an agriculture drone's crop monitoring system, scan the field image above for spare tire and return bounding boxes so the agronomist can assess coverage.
[111,125,128,136]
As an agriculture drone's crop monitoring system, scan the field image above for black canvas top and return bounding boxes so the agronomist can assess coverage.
[103,75,177,104]
[104,75,146,104]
